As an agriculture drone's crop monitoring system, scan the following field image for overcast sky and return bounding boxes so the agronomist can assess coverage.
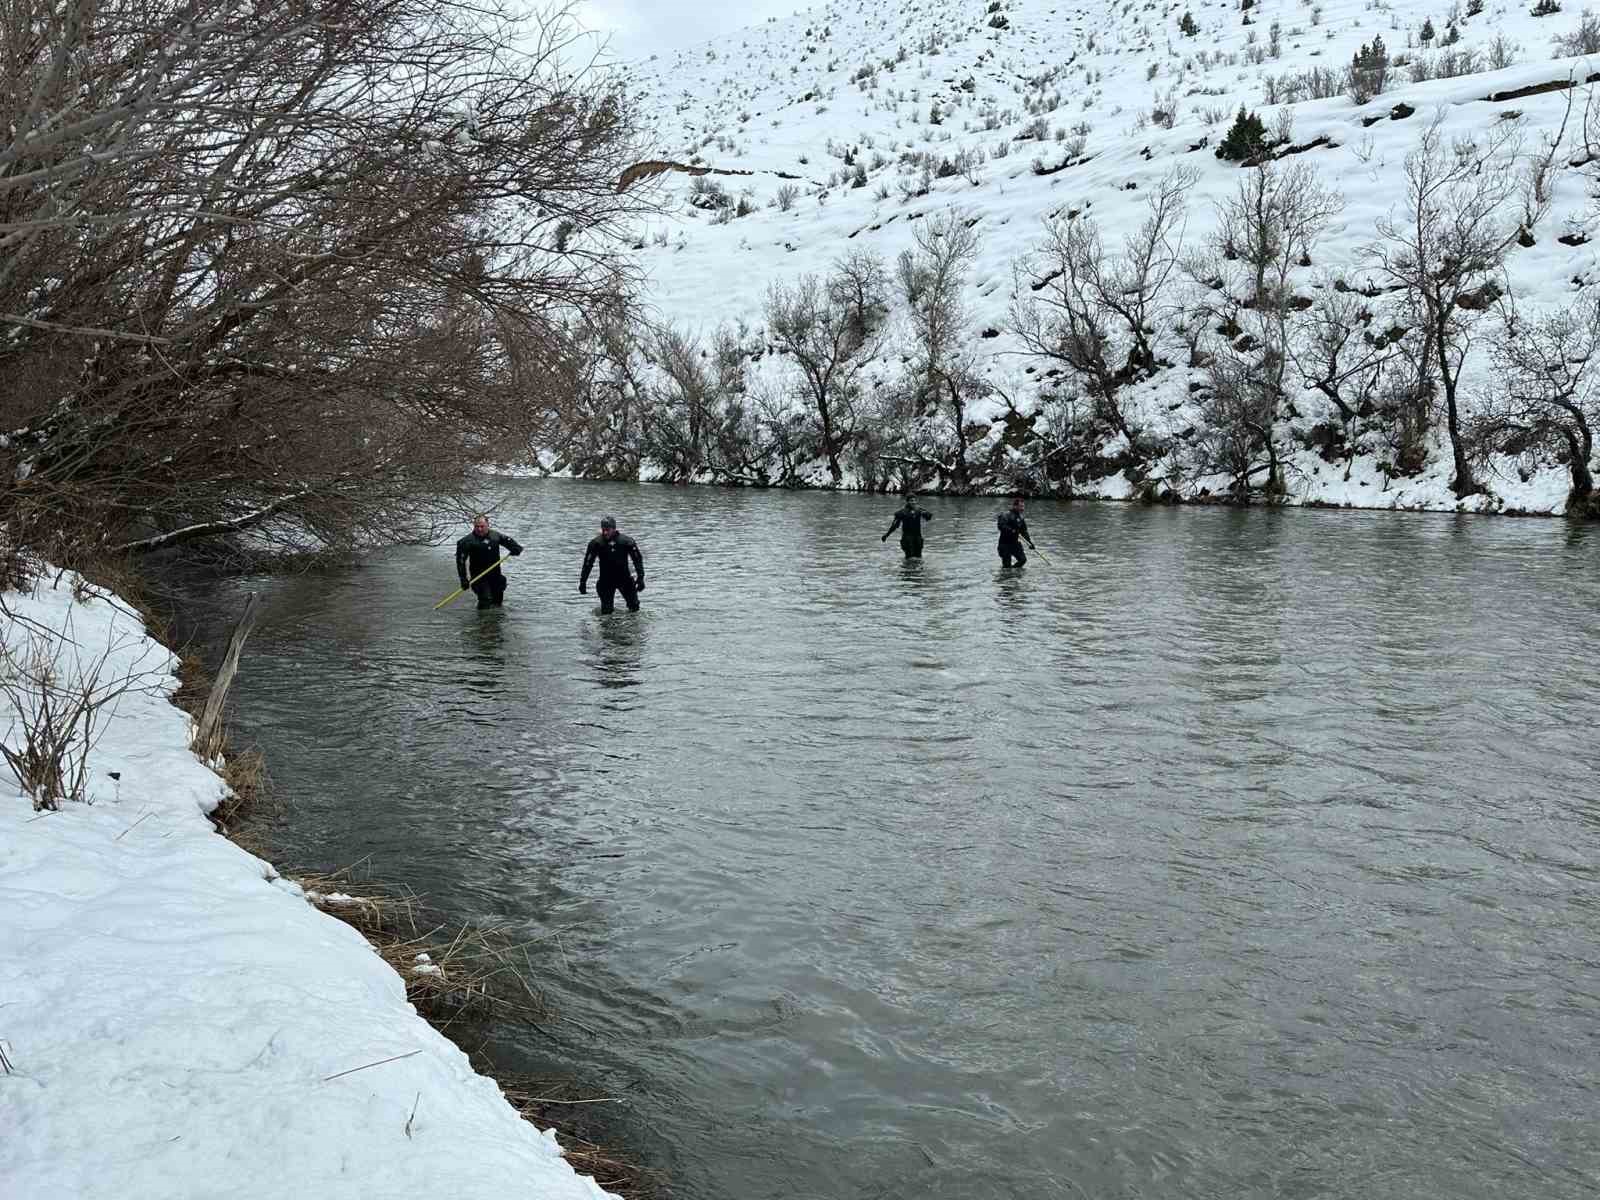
[576,0,812,61]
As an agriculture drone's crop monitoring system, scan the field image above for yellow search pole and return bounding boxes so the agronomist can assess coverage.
[434,556,509,610]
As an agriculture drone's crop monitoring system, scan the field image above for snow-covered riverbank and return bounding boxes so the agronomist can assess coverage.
[495,445,1579,516]
[0,568,616,1200]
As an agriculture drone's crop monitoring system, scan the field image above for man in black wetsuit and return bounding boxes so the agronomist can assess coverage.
[996,495,1036,567]
[455,513,523,609]
[882,492,935,559]
[580,515,645,613]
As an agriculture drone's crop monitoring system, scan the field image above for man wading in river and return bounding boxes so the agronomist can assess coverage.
[996,495,1037,568]
[455,514,524,609]
[882,492,935,559]
[580,515,645,613]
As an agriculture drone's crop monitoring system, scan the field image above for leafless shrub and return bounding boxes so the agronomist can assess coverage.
[1433,46,1481,77]
[1555,7,1600,54]
[954,145,988,184]
[0,610,162,811]
[1486,34,1521,69]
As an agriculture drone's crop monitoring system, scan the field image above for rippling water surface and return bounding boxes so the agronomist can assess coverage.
[186,481,1600,1199]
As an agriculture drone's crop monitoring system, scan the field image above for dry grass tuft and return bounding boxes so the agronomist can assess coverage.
[485,1062,664,1200]
[292,865,550,1028]
[171,649,211,713]
[213,746,269,831]
[287,866,661,1189]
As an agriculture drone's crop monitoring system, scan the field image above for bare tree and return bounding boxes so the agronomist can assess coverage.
[764,269,884,484]
[900,210,987,491]
[1480,296,1600,511]
[0,0,650,564]
[1188,160,1342,496]
[1367,110,1523,498]
[1011,167,1195,465]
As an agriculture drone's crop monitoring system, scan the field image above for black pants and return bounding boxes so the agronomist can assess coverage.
[471,572,508,609]
[998,541,1027,567]
[901,536,923,559]
[598,578,639,613]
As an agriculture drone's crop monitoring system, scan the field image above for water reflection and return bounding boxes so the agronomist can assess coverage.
[992,567,1030,623]
[581,611,648,692]
[459,610,509,698]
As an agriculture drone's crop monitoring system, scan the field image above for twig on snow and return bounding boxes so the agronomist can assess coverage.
[322,1049,421,1082]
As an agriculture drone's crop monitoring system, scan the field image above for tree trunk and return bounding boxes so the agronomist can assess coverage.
[1563,425,1594,503]
[193,593,259,763]
[1433,306,1479,498]
[816,396,842,484]
[945,376,970,493]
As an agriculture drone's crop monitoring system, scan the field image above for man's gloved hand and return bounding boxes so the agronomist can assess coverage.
[881,534,888,542]
[510,547,522,556]
[635,579,645,591]
[458,579,469,591]
[579,582,587,594]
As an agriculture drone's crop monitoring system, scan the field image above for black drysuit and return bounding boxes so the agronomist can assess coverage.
[996,511,1030,567]
[883,503,934,558]
[581,533,644,613]
[455,530,523,608]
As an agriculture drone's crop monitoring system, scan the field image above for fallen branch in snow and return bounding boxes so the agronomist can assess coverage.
[322,1049,421,1083]
[113,810,154,841]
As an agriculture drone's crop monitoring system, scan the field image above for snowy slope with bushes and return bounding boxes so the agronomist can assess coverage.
[563,0,1600,515]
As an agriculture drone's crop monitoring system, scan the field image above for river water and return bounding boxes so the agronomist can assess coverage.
[181,480,1599,1199]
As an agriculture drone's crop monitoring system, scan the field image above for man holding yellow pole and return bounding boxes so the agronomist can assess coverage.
[453,513,523,610]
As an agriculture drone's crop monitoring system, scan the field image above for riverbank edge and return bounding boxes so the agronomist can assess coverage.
[493,451,1590,519]
[155,578,660,1199]
[0,561,639,1200]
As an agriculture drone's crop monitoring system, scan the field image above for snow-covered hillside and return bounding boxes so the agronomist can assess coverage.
[582,0,1600,514]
